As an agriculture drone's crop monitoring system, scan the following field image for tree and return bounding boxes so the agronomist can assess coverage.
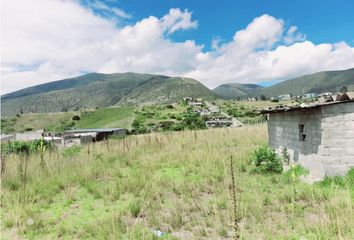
[260,95,267,101]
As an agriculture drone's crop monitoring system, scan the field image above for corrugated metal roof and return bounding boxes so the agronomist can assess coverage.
[63,128,124,133]
[261,92,354,114]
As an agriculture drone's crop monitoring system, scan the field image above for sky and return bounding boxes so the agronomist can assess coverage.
[1,0,354,94]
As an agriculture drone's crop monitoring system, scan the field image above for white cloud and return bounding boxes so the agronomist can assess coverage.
[233,14,284,50]
[160,8,198,34]
[1,0,354,94]
[112,8,131,19]
[283,26,306,45]
[185,15,354,88]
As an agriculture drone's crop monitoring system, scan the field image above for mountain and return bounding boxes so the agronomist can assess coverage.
[213,68,354,99]
[1,73,218,116]
[213,83,264,99]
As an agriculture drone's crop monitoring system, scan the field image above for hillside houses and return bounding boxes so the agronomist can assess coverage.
[262,92,354,181]
[183,97,204,107]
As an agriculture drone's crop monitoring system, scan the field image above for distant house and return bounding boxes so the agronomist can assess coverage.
[303,93,317,99]
[188,102,203,107]
[277,94,292,100]
[1,134,15,142]
[63,133,94,147]
[204,115,233,128]
[43,136,64,147]
[63,128,126,142]
[317,92,332,97]
[15,131,43,141]
[262,92,354,180]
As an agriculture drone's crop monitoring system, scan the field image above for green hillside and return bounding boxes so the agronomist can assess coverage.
[213,83,264,99]
[1,107,135,134]
[213,68,354,99]
[1,73,217,117]
[251,68,354,97]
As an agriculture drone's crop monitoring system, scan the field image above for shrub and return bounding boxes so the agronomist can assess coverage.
[251,145,283,174]
[24,127,33,132]
[166,104,174,109]
[132,119,141,128]
[233,112,245,118]
[271,98,279,102]
[158,121,174,131]
[171,124,184,131]
[72,115,81,121]
[244,111,257,117]
[182,111,206,130]
[131,127,148,134]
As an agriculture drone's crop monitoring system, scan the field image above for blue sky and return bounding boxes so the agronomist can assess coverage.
[2,0,354,93]
[87,0,354,50]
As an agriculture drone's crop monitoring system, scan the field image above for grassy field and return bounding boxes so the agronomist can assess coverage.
[1,125,353,239]
[1,112,80,134]
[75,107,135,130]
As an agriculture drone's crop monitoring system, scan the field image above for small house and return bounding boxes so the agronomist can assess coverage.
[1,134,15,143]
[303,92,317,99]
[63,133,94,147]
[277,94,292,100]
[262,93,354,180]
[63,128,126,142]
[15,131,43,141]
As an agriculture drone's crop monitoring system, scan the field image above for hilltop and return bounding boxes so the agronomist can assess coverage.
[213,83,264,99]
[1,73,217,117]
[213,68,354,99]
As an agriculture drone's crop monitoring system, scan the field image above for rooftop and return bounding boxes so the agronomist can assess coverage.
[63,128,125,133]
[261,92,354,114]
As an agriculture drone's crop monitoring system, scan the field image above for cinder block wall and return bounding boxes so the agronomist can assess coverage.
[267,101,354,179]
[320,102,354,176]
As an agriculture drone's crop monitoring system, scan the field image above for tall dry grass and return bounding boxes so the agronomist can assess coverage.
[1,124,354,239]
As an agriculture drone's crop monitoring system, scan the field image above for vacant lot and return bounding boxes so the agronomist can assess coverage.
[1,125,353,239]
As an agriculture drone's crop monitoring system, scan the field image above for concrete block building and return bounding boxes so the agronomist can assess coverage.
[63,128,126,142]
[262,93,354,180]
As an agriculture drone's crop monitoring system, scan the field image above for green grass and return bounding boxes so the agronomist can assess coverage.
[75,107,135,129]
[1,125,354,239]
[1,107,135,134]
[0,112,77,134]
